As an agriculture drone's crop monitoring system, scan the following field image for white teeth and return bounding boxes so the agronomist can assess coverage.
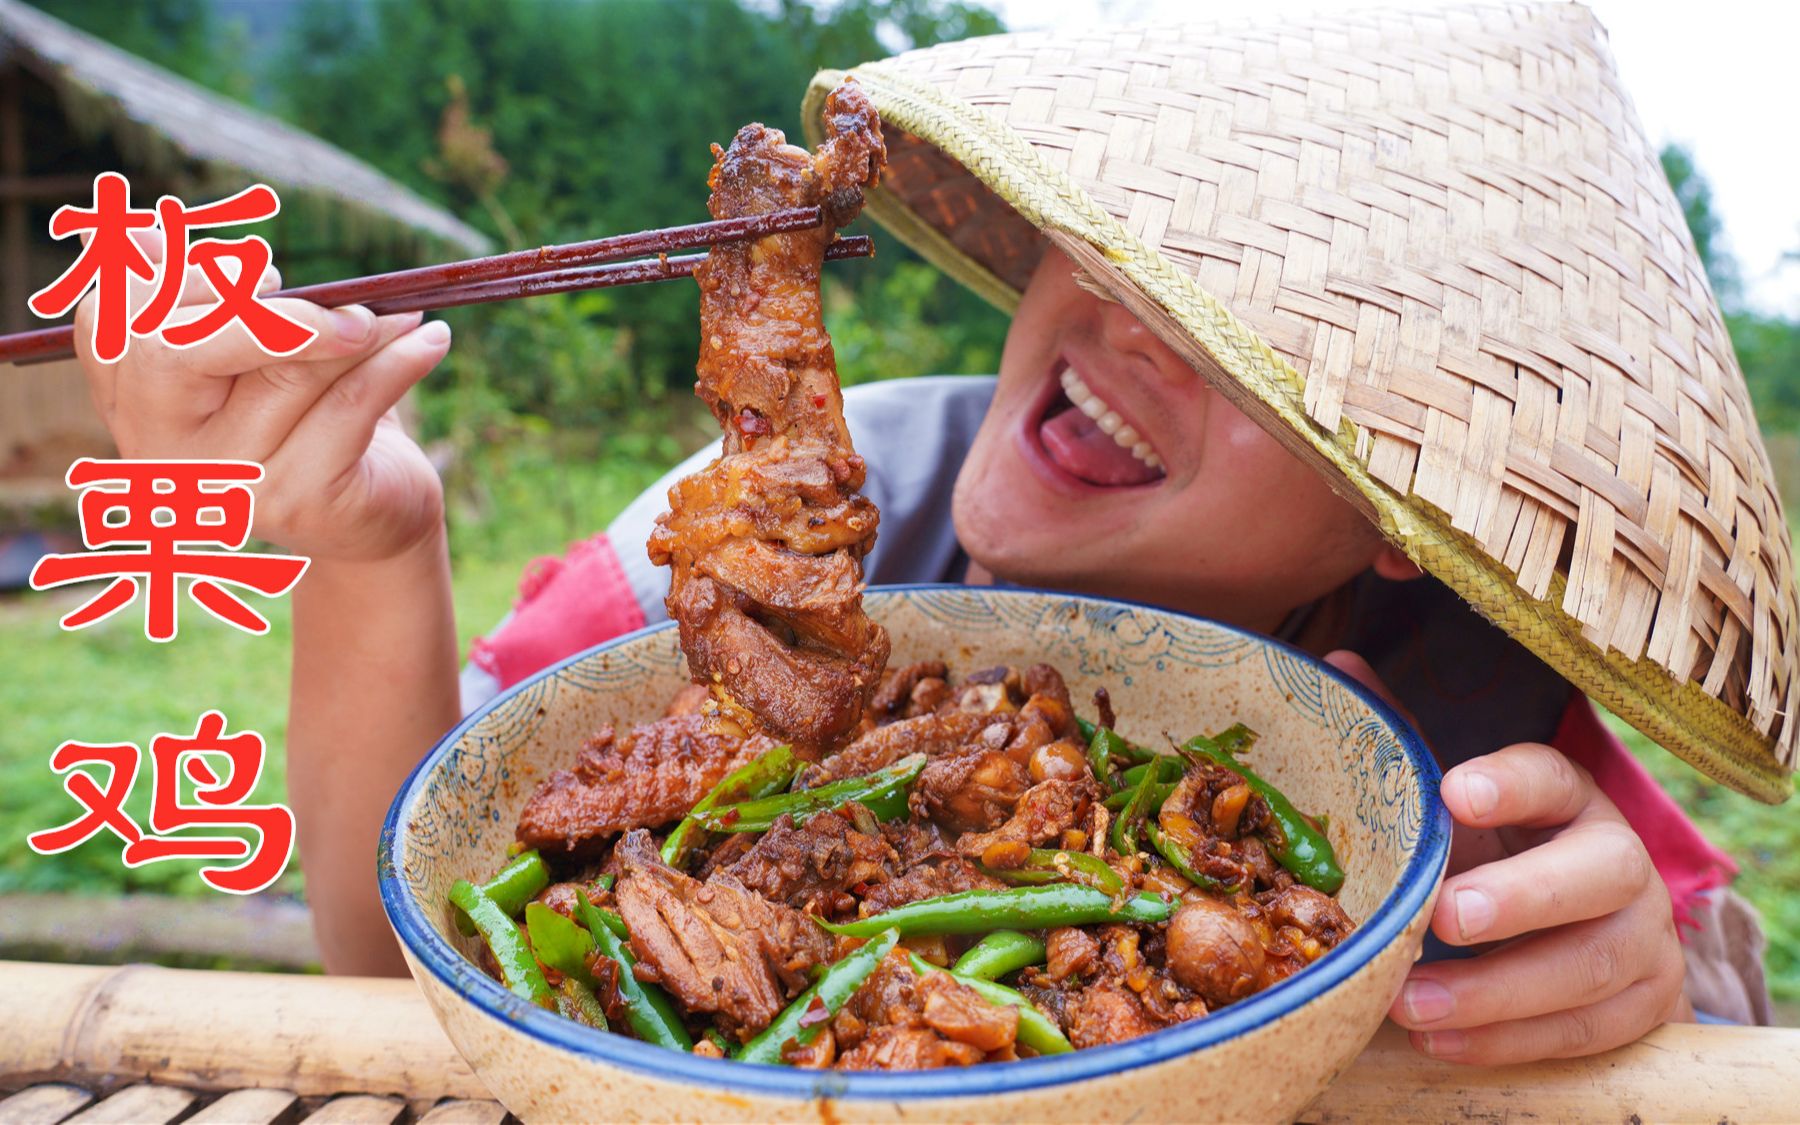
[1057,365,1164,472]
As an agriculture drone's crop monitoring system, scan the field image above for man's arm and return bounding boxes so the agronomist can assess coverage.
[288,524,461,976]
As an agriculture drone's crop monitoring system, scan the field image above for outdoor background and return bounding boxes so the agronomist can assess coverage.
[1,0,1796,1017]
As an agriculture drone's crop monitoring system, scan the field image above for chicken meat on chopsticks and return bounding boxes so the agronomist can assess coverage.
[648,79,890,752]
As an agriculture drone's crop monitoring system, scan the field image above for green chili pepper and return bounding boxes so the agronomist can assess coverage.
[525,901,597,984]
[906,952,1073,1056]
[1076,717,1156,766]
[1179,731,1344,894]
[1110,756,1183,857]
[453,849,550,936]
[594,873,615,893]
[703,1027,733,1055]
[1144,822,1237,894]
[694,754,925,833]
[816,884,1172,938]
[981,848,1125,896]
[736,928,900,1064]
[1086,726,1129,790]
[1210,723,1257,755]
[555,977,610,1030]
[951,930,1047,980]
[576,890,693,1051]
[662,744,801,867]
[1102,780,1175,813]
[450,879,553,1008]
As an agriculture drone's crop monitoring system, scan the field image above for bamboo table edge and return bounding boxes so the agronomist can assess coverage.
[1,959,1795,1122]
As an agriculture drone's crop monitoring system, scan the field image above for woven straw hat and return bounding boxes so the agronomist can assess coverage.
[802,1,1798,802]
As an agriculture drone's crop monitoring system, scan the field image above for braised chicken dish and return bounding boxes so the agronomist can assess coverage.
[449,81,1353,1069]
[457,660,1354,1067]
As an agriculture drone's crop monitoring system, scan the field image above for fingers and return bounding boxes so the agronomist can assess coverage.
[1442,742,1595,831]
[108,300,385,446]
[207,310,424,461]
[1431,814,1651,945]
[1405,955,1685,1066]
[1394,889,1677,1031]
[261,320,450,495]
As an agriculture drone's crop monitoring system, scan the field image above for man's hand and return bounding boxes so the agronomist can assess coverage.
[1326,652,1689,1066]
[76,228,451,563]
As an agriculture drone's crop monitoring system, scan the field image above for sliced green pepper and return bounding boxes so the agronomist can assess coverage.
[694,753,925,833]
[906,952,1072,1056]
[555,977,609,1030]
[1179,731,1344,894]
[1086,726,1129,791]
[950,930,1047,980]
[453,849,550,936]
[525,901,597,984]
[663,744,801,867]
[817,885,1172,938]
[1110,756,1183,857]
[736,928,900,1064]
[1144,821,1238,894]
[981,847,1125,896]
[450,879,553,1008]
[1075,717,1156,766]
[1103,780,1175,813]
[576,890,693,1051]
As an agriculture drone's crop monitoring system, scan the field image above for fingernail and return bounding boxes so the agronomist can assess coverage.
[1418,1029,1466,1058]
[418,320,451,347]
[1453,887,1495,940]
[331,306,373,343]
[1400,980,1454,1024]
[1460,770,1499,819]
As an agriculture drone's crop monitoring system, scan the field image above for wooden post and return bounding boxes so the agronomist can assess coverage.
[2,62,27,331]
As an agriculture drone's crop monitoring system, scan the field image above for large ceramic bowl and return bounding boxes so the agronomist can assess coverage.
[382,586,1449,1123]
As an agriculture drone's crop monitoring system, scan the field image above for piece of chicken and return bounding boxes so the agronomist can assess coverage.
[648,79,889,751]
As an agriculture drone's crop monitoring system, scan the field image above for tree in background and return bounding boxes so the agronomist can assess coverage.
[1662,144,1800,435]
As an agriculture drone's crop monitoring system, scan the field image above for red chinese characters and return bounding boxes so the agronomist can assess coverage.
[28,173,316,363]
[28,458,308,641]
[27,711,295,895]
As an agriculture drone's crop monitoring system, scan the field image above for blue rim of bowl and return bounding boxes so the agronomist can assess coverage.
[380,583,1449,1102]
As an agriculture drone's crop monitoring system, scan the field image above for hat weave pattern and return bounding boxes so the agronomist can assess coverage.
[806,2,1798,800]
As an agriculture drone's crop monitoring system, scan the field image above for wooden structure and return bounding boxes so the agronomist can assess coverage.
[2,960,1798,1123]
[0,0,487,496]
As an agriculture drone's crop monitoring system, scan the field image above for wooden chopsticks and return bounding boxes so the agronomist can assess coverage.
[0,206,873,366]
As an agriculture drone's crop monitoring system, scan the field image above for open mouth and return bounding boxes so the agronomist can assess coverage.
[1032,362,1167,488]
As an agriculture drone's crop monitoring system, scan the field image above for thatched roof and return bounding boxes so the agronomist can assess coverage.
[0,0,489,257]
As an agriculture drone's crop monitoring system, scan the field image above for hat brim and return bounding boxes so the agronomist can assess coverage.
[804,65,1792,803]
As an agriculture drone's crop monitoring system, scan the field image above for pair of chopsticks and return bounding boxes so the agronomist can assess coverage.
[0,207,872,366]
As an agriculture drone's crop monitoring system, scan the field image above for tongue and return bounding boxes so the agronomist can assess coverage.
[1040,406,1164,487]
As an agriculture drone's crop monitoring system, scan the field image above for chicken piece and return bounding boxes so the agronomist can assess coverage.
[647,79,889,751]
[858,856,1001,915]
[1065,979,1167,1049]
[723,807,893,913]
[912,736,1033,834]
[838,1025,987,1070]
[796,710,997,788]
[611,830,833,1040]
[869,660,951,721]
[956,777,1100,859]
[515,715,772,856]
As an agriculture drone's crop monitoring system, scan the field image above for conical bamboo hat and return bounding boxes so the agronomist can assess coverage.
[804,1,1798,801]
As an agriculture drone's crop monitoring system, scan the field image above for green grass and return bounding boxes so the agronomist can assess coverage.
[2,445,1795,1009]
[0,444,671,900]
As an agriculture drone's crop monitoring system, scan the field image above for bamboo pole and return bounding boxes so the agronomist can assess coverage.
[3,959,1798,1120]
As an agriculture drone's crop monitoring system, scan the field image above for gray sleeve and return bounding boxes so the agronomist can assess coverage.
[460,374,995,715]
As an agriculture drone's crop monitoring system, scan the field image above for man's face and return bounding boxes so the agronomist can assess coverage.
[952,247,1385,632]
